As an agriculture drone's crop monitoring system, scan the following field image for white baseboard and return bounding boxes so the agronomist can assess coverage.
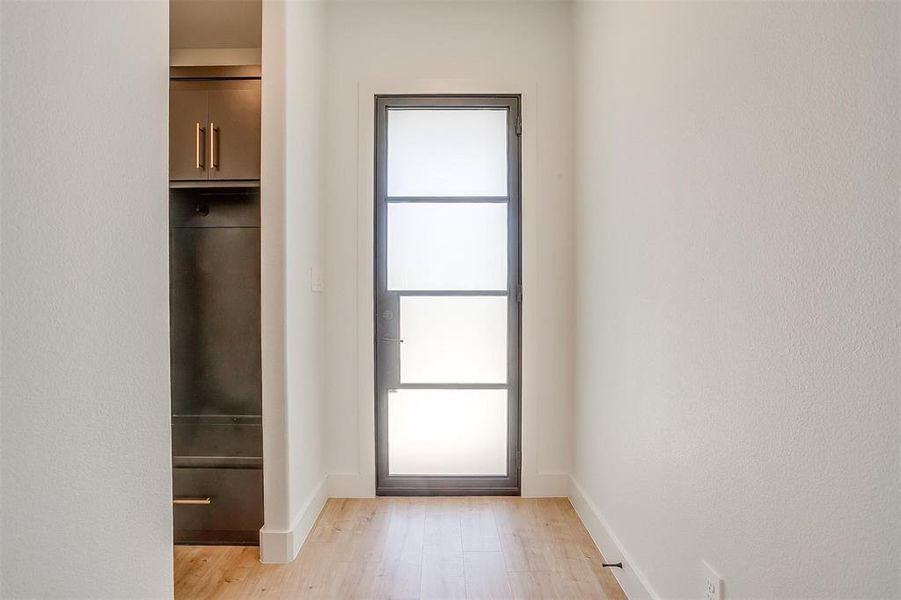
[568,476,659,600]
[259,476,328,564]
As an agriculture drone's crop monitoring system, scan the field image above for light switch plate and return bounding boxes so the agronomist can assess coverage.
[310,266,324,292]
[702,561,722,600]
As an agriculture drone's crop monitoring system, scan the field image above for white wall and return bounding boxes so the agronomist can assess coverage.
[0,1,172,597]
[321,0,574,497]
[283,0,327,556]
[259,0,327,562]
[571,2,900,597]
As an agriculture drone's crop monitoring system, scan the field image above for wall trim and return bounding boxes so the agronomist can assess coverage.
[568,477,659,600]
[259,476,328,564]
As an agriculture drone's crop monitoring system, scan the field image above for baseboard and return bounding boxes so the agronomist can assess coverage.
[259,476,328,564]
[568,476,659,600]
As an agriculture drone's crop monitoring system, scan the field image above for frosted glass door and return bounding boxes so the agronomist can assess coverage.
[387,109,508,197]
[375,96,522,495]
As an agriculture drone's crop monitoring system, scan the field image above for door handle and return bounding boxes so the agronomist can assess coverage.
[209,122,218,170]
[173,497,211,506]
[194,123,205,170]
[380,337,404,343]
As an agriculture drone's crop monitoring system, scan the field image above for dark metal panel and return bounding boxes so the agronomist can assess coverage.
[172,415,262,425]
[173,467,263,545]
[386,196,509,203]
[390,290,508,297]
[377,95,519,109]
[169,193,262,417]
[172,421,262,464]
[373,95,523,497]
[377,484,520,497]
[170,188,261,228]
[396,383,508,390]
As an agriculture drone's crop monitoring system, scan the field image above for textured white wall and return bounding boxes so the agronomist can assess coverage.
[322,0,574,496]
[0,1,172,597]
[572,2,900,597]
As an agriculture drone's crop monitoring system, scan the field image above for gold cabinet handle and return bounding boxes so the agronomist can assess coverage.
[173,497,211,506]
[209,122,218,170]
[194,122,205,170]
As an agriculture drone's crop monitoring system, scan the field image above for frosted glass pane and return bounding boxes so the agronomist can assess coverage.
[388,389,507,475]
[388,203,507,291]
[387,109,507,197]
[400,296,507,384]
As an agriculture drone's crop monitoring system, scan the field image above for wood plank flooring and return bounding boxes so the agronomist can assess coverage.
[174,497,626,599]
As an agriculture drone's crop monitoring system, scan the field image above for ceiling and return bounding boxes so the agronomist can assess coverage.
[170,0,261,49]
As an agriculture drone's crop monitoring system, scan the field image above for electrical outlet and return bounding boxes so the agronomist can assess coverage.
[702,561,722,600]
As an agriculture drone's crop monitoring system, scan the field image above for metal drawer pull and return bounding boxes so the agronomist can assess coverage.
[210,122,218,170]
[194,123,205,170]
[173,497,211,506]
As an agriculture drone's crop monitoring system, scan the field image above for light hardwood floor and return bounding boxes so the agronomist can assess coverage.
[174,497,626,599]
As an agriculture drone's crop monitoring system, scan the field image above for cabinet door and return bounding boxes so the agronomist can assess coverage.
[170,88,209,181]
[208,81,261,180]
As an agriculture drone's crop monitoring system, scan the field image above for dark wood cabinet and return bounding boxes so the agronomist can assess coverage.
[169,188,263,545]
[173,467,263,545]
[169,89,209,181]
[208,87,261,180]
[169,78,261,182]
[169,67,263,547]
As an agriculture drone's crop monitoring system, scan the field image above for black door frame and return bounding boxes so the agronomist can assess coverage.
[374,95,522,496]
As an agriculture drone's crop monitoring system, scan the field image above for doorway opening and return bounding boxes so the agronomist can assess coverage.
[374,95,522,496]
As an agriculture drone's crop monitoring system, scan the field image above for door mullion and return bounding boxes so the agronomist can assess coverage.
[396,383,508,390]
[393,290,508,297]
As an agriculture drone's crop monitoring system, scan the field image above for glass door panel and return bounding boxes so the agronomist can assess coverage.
[387,109,508,197]
[387,202,508,291]
[375,96,521,496]
[388,389,508,476]
[399,296,507,384]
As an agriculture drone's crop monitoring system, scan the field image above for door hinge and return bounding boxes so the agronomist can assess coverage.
[516,450,522,470]
[515,116,522,136]
[516,284,523,303]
